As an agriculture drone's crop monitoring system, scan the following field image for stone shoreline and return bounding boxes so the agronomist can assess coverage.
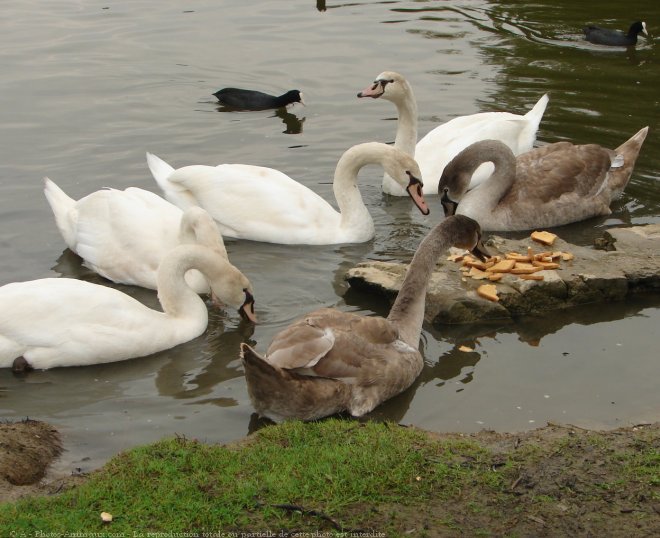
[346,224,660,325]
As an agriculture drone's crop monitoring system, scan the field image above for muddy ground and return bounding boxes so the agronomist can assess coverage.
[1,419,658,536]
[0,418,87,503]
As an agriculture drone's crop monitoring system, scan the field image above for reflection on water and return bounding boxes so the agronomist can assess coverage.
[154,312,256,401]
[274,109,306,134]
[213,103,305,134]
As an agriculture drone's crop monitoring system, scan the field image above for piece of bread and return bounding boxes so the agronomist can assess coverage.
[506,252,531,262]
[477,284,499,302]
[510,263,543,274]
[532,260,560,270]
[468,267,491,280]
[531,230,557,246]
[487,259,516,273]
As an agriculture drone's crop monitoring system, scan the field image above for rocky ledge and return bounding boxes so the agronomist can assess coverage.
[345,224,660,325]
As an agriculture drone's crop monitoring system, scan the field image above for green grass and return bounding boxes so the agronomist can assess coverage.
[0,420,500,534]
[2,420,658,536]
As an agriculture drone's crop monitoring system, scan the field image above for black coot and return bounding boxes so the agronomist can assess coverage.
[213,88,303,110]
[584,21,648,46]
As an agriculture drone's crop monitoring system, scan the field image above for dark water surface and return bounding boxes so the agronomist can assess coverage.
[1,0,658,472]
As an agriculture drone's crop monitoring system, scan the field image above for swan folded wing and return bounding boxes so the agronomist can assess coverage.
[266,323,335,370]
[165,164,339,241]
[74,189,181,285]
[290,309,399,345]
[508,144,613,203]
[349,316,400,345]
[265,309,403,384]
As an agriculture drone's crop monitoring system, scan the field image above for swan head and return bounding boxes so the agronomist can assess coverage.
[438,140,509,217]
[380,147,429,215]
[357,71,409,103]
[438,163,471,217]
[208,264,257,323]
[445,215,490,262]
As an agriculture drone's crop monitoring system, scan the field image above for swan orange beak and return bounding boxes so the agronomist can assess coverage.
[406,176,430,215]
[357,81,385,99]
[239,290,257,324]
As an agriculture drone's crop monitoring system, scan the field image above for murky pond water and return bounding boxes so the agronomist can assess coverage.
[1,0,659,472]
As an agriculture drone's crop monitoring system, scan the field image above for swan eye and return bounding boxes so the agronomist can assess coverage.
[406,170,423,188]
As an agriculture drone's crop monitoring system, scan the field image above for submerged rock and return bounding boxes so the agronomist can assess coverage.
[346,224,660,325]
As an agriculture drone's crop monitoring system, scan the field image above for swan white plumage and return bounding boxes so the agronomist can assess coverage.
[357,71,549,195]
[0,244,256,372]
[146,142,430,245]
[44,178,227,293]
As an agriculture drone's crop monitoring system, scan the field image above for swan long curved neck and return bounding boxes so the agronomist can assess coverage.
[156,245,219,319]
[332,144,383,230]
[389,84,418,157]
[387,226,453,347]
[178,207,228,258]
[458,141,516,212]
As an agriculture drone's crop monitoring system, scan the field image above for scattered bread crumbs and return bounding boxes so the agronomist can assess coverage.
[477,284,499,302]
[449,233,575,291]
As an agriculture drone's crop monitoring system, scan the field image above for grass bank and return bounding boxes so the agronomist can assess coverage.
[1,419,658,536]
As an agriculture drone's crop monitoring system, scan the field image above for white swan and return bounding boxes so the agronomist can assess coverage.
[438,127,649,231]
[357,71,549,195]
[44,178,227,293]
[146,142,430,245]
[0,244,257,372]
[240,215,488,422]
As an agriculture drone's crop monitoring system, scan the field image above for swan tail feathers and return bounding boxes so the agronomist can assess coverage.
[524,93,550,124]
[615,126,649,155]
[43,177,78,249]
[240,343,346,422]
[609,126,649,196]
[146,152,175,191]
[241,343,293,421]
[514,93,549,153]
